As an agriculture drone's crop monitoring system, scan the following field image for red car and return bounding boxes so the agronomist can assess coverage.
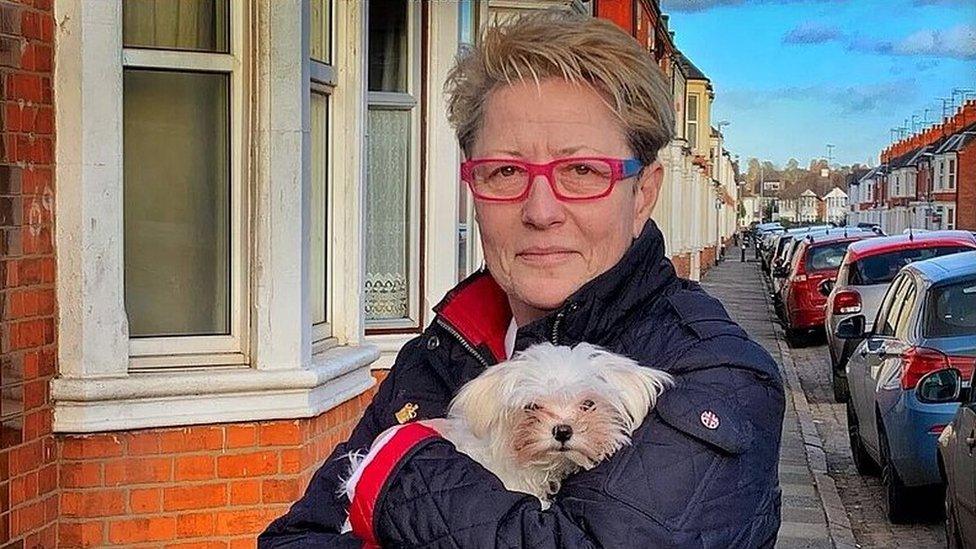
[780,231,881,342]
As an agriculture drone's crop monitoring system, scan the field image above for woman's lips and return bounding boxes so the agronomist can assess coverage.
[516,248,578,266]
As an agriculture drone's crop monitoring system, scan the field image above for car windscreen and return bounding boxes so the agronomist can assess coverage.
[805,241,853,272]
[925,277,976,338]
[849,246,974,285]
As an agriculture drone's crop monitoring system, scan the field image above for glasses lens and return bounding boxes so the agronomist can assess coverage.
[554,159,614,198]
[470,161,529,199]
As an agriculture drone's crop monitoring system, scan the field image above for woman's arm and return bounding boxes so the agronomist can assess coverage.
[257,354,404,548]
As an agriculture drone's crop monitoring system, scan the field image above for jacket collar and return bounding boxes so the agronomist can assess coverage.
[433,220,677,364]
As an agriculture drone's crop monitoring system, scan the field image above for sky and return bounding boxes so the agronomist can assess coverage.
[660,0,976,167]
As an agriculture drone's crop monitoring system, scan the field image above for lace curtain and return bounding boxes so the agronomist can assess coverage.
[364,109,411,322]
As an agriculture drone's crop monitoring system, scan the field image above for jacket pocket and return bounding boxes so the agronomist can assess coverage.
[604,385,754,530]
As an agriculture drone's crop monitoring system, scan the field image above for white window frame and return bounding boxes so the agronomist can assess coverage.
[122,6,248,369]
[52,0,377,433]
[948,156,956,190]
[686,93,699,151]
[364,0,424,332]
[946,205,956,230]
[309,0,338,351]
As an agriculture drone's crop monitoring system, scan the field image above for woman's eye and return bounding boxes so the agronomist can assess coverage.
[492,165,521,178]
[572,164,593,175]
[580,399,595,411]
[523,403,540,412]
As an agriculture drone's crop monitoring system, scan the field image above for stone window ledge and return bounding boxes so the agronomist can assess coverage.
[51,344,379,433]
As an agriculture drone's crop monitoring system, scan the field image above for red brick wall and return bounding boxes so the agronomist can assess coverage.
[700,246,716,276]
[670,253,691,279]
[957,145,976,230]
[58,388,379,548]
[1,0,57,547]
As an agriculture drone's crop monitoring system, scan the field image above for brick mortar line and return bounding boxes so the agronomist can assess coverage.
[758,268,858,549]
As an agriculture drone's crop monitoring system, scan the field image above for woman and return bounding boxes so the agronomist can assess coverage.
[260,11,784,548]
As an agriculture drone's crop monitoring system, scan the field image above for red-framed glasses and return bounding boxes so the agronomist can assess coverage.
[460,157,644,202]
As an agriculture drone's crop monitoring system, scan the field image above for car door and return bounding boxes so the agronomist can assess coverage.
[857,274,911,456]
[875,280,918,415]
[956,368,976,543]
[848,275,900,424]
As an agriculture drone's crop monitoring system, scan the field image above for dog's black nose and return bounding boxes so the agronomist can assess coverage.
[553,424,573,443]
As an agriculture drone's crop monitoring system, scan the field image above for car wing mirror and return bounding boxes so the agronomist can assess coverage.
[916,368,963,403]
[835,315,866,339]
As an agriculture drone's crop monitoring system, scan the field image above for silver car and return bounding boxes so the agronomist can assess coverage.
[825,230,976,401]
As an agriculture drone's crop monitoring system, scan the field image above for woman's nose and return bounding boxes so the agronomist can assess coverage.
[521,175,565,228]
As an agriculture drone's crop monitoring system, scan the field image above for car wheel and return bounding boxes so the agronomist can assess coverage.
[832,372,849,403]
[945,483,964,549]
[846,402,877,475]
[879,425,913,524]
[785,327,805,347]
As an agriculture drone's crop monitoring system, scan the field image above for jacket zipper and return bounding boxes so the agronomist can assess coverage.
[435,318,490,368]
[550,309,566,345]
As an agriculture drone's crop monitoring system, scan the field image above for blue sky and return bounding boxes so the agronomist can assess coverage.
[661,0,976,167]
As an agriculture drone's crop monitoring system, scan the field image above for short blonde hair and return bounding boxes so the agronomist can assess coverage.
[445,10,676,165]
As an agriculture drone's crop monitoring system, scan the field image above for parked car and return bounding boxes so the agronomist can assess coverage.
[825,231,976,401]
[937,367,976,548]
[839,251,976,523]
[778,231,880,342]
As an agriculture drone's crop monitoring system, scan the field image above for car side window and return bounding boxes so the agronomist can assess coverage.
[876,275,908,337]
[893,281,917,340]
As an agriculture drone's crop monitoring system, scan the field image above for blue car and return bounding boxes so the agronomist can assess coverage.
[836,250,976,523]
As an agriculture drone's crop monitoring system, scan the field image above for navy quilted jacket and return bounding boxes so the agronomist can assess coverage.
[259,221,785,548]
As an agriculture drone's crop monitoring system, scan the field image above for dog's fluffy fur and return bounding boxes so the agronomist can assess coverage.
[427,342,673,505]
[339,342,672,524]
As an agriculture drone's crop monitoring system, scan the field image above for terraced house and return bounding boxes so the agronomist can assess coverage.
[848,100,976,233]
[0,1,740,547]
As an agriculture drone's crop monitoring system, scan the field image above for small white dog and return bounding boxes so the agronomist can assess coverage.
[423,342,673,505]
[340,343,673,532]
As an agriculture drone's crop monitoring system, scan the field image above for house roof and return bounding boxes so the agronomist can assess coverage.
[675,51,709,81]
[888,147,923,170]
[935,124,976,155]
[856,166,882,184]
[846,168,869,186]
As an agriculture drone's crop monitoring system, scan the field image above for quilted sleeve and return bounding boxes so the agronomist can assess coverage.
[257,350,405,549]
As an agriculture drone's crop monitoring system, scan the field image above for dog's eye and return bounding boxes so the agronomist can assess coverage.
[523,403,540,412]
[580,399,595,411]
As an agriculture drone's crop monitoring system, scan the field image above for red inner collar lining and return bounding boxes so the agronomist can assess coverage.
[438,275,511,362]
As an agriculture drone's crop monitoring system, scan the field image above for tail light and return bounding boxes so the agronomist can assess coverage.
[900,347,948,389]
[900,347,975,390]
[833,290,862,314]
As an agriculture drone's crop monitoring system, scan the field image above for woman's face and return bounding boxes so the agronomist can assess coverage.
[471,78,663,324]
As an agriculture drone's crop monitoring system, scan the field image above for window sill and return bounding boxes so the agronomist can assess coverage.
[51,344,380,433]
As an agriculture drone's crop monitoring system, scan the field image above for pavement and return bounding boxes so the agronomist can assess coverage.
[700,247,853,549]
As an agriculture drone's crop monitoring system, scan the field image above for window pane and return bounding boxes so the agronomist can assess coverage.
[368,0,408,92]
[124,70,230,337]
[311,92,329,326]
[123,0,229,53]
[365,108,411,321]
[311,0,331,63]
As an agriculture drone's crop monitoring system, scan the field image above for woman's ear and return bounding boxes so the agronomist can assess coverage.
[633,161,663,238]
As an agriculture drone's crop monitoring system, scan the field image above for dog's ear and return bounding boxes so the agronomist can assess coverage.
[448,360,522,438]
[581,344,674,432]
